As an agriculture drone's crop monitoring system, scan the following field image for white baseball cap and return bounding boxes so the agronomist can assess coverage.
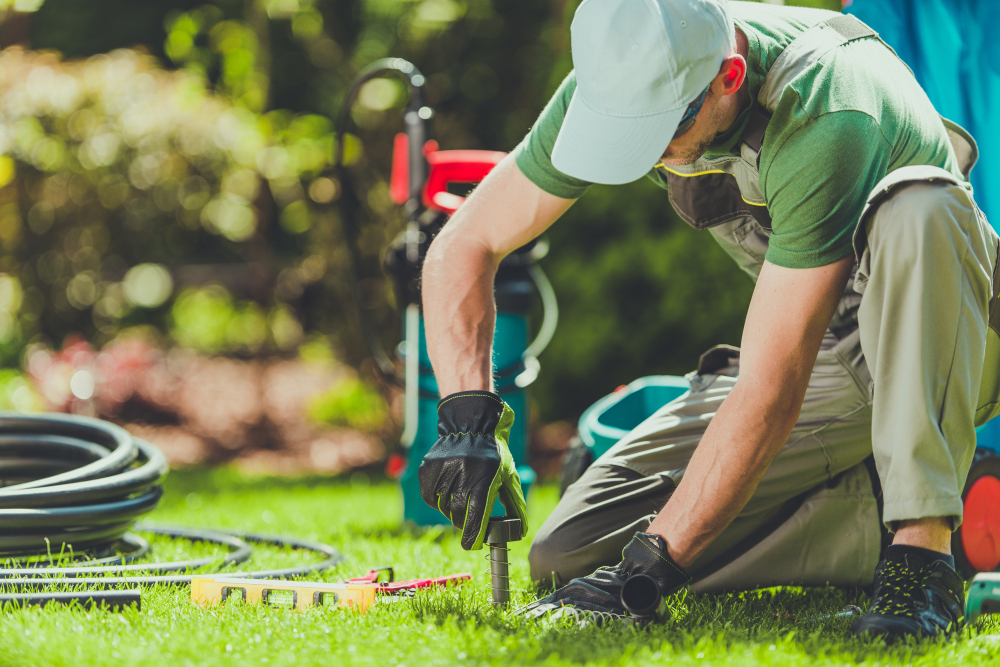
[551,0,735,184]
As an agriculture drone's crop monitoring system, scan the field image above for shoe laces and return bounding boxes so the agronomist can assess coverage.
[870,557,931,616]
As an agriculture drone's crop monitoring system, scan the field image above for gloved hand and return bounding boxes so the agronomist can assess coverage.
[520,532,691,622]
[418,391,528,551]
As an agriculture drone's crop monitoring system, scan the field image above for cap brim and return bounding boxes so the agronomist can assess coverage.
[551,92,686,185]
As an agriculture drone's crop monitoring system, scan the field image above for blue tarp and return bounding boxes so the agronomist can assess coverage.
[846,0,1000,228]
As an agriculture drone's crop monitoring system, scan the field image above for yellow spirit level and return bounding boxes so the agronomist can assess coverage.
[191,576,378,612]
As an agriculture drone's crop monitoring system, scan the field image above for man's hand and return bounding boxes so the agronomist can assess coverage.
[520,532,691,622]
[418,391,528,550]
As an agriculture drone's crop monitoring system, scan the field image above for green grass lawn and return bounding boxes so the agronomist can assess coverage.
[1,468,999,666]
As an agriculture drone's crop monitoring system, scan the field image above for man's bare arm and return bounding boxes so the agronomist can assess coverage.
[647,254,855,568]
[422,155,576,395]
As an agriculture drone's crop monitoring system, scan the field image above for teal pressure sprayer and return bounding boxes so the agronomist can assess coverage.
[335,59,554,525]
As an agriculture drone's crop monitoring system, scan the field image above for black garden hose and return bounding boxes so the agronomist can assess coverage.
[0,526,252,578]
[0,412,167,555]
[0,412,344,595]
[0,526,344,590]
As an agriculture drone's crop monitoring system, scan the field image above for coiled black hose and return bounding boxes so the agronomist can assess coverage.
[0,412,344,591]
[0,412,167,555]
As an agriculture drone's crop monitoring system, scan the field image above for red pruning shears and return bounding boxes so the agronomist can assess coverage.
[345,566,471,594]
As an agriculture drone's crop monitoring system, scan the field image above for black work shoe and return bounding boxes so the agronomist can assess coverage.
[851,545,965,641]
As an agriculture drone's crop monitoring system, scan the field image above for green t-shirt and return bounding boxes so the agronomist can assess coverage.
[513,2,968,269]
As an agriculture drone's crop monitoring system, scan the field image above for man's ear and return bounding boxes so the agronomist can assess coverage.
[715,55,747,97]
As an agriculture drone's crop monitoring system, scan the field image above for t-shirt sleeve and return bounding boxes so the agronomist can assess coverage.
[512,72,592,200]
[762,110,892,269]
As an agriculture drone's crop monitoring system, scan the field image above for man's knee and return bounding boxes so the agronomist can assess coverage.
[526,463,675,588]
[527,522,615,590]
[527,503,597,589]
[528,531,564,590]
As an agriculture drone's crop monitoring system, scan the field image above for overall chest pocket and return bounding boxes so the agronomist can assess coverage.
[665,171,772,230]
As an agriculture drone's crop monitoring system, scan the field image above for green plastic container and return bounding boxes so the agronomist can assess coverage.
[966,572,1000,623]
[578,376,691,461]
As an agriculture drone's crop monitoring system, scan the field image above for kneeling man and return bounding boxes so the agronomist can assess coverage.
[417,0,1000,640]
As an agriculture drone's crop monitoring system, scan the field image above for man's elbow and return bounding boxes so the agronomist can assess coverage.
[425,225,499,274]
[767,398,802,434]
[736,375,806,436]
[423,232,448,271]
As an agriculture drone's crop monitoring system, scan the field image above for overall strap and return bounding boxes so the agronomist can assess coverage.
[741,107,770,163]
[758,14,877,110]
[743,14,878,166]
[941,117,978,179]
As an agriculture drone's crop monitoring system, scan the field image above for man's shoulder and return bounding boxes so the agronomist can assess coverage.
[786,37,917,118]
[730,1,922,120]
[745,8,944,167]
[732,1,840,58]
[512,71,592,200]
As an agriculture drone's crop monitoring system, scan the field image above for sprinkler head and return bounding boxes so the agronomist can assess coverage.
[485,517,522,608]
[485,517,523,544]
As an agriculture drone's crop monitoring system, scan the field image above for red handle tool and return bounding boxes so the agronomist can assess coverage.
[345,567,471,594]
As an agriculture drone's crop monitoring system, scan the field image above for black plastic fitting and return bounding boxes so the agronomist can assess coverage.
[620,573,662,617]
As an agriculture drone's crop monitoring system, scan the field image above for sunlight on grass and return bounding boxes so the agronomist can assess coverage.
[0,469,998,666]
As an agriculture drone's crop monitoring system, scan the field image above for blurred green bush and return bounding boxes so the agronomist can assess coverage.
[0,368,41,410]
[0,46,341,359]
[308,375,388,432]
[0,0,841,423]
[170,285,305,353]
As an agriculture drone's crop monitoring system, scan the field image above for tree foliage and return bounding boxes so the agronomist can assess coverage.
[0,47,339,361]
[3,0,841,421]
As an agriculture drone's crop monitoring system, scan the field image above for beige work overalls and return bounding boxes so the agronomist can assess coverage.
[530,14,1000,592]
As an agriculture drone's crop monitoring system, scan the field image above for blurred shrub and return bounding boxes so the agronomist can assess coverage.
[298,334,336,366]
[169,284,304,353]
[2,0,843,425]
[0,47,345,358]
[0,368,41,411]
[24,334,101,412]
[165,5,270,111]
[307,376,388,432]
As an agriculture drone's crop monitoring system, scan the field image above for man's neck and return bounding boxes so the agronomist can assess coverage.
[718,27,752,133]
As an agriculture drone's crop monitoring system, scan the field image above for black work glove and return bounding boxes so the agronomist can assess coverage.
[418,391,528,551]
[520,532,691,622]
